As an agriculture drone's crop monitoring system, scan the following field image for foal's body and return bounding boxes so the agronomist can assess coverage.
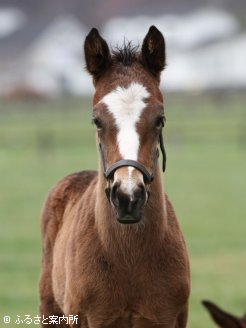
[41,170,189,327]
[39,26,190,327]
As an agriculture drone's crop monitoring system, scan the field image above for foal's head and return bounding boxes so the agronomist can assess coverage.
[84,26,166,224]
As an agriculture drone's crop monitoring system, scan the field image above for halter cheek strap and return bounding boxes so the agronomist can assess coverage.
[98,130,166,187]
[159,129,166,172]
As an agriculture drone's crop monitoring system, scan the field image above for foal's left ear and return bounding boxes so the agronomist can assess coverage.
[84,28,111,80]
[141,26,166,77]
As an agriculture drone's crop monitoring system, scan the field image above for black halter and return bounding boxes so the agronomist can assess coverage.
[99,129,166,199]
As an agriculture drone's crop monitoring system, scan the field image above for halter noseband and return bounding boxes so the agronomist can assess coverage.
[99,129,166,198]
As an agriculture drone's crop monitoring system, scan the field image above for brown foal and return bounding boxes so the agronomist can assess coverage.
[39,26,190,328]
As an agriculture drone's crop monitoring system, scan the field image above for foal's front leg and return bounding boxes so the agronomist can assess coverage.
[39,256,69,327]
[175,305,189,328]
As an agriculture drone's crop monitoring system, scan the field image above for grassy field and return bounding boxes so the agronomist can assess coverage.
[0,92,246,327]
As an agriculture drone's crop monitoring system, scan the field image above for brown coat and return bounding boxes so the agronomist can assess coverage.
[39,26,190,328]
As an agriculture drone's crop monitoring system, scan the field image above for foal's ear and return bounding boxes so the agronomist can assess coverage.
[202,300,244,328]
[141,26,166,77]
[84,28,111,79]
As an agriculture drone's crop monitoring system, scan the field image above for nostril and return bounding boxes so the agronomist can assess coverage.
[135,183,146,199]
[110,182,120,206]
[133,183,147,206]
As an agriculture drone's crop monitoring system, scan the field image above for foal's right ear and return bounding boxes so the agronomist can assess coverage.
[84,28,111,79]
[202,300,244,328]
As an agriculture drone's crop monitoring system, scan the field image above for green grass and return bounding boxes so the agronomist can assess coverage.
[0,92,245,327]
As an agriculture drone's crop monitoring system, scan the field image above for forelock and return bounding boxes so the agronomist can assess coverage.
[112,41,139,66]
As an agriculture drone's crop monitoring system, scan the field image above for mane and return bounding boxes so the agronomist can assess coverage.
[112,41,139,66]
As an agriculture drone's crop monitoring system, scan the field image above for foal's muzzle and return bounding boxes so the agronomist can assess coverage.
[110,182,146,224]
[98,129,167,224]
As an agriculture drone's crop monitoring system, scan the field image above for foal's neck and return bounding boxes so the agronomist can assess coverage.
[95,166,167,266]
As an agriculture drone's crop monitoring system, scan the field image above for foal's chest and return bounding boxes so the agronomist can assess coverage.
[84,256,187,328]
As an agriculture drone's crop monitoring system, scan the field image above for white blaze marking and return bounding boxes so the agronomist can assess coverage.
[101,82,149,160]
[101,82,149,196]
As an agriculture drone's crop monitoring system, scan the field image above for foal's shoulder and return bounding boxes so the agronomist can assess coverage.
[164,193,176,218]
[51,170,97,201]
[41,171,97,250]
[41,171,98,237]
[42,171,97,217]
[164,193,181,229]
[60,170,98,192]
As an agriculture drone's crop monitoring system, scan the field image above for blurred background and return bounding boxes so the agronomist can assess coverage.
[0,0,245,327]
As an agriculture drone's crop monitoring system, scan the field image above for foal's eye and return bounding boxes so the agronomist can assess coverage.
[92,117,103,130]
[155,116,165,129]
